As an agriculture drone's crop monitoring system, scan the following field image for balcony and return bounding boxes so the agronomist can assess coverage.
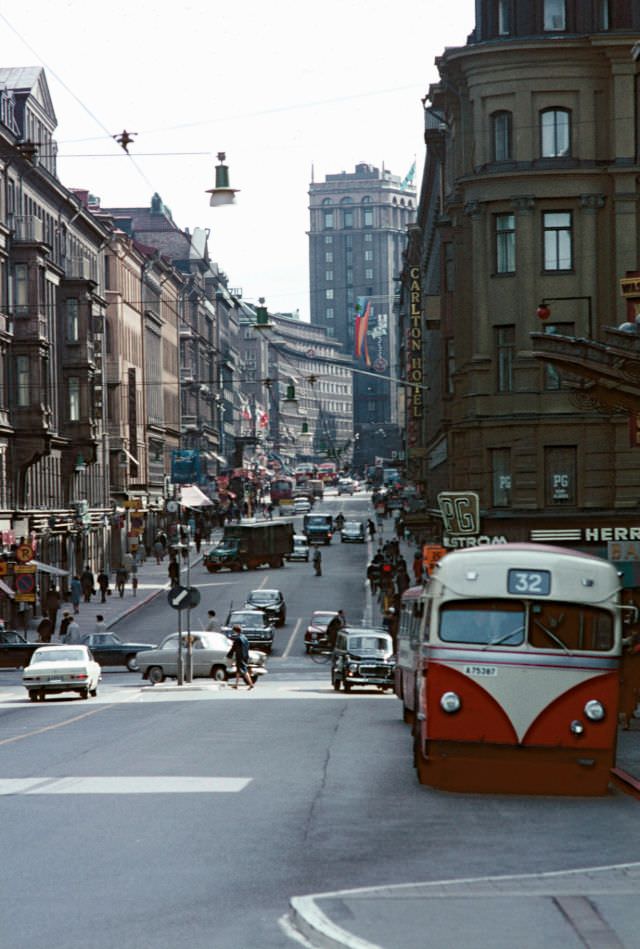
[66,256,96,282]
[12,215,44,244]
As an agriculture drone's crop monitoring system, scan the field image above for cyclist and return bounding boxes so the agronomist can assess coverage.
[312,546,322,576]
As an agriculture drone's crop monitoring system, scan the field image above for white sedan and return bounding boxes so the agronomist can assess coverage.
[137,631,267,684]
[23,645,101,702]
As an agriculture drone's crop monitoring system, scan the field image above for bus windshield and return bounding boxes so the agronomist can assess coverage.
[439,599,614,651]
[439,600,525,646]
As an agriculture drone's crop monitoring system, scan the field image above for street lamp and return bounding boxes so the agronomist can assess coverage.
[205,152,239,207]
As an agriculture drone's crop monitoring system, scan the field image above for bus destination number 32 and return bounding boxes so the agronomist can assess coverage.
[507,569,551,596]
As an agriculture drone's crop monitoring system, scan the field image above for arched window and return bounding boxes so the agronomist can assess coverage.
[340,197,353,204]
[540,108,570,158]
[321,198,332,205]
[492,111,512,161]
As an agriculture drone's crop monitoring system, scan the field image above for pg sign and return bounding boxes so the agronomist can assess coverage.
[438,492,480,537]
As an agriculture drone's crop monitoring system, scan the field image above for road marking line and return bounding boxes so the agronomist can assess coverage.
[0,776,251,794]
[282,618,301,659]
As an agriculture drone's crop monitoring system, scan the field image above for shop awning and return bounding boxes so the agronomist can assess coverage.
[179,485,213,508]
[0,578,15,598]
[30,561,70,577]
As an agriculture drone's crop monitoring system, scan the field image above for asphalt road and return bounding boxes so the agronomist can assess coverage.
[1,494,638,949]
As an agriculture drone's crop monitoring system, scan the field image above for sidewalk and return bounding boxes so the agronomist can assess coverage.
[25,536,220,642]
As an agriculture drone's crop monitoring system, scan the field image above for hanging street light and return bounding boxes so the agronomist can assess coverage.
[254,297,273,330]
[206,152,239,207]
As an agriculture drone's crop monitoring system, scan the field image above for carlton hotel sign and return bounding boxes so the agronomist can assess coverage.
[407,266,424,435]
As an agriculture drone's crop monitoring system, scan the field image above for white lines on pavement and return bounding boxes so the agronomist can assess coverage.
[282,618,301,659]
[0,776,251,794]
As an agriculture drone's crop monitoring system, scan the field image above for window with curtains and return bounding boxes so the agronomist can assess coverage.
[541,108,570,157]
[544,0,566,31]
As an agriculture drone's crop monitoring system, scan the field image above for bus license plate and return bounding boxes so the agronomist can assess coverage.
[464,665,497,677]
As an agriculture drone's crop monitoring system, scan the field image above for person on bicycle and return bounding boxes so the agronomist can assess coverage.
[335,512,345,532]
[312,546,322,576]
[367,518,376,540]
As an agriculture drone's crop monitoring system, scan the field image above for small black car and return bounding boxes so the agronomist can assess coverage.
[331,628,395,693]
[245,589,287,626]
[0,629,39,669]
[80,633,155,672]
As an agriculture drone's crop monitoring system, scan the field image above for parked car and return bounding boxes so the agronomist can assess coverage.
[22,644,101,702]
[304,610,340,653]
[80,632,155,672]
[294,497,312,514]
[337,478,355,495]
[286,534,310,562]
[341,520,366,543]
[331,628,395,692]
[245,589,286,626]
[0,629,39,669]
[138,631,267,684]
[223,609,276,653]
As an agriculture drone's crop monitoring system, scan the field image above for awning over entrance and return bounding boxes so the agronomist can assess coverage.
[30,561,70,577]
[179,485,213,509]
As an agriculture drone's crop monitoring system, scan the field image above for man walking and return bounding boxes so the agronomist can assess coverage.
[226,625,254,690]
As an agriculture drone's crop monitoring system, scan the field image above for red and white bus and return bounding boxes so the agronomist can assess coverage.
[316,461,338,485]
[410,543,629,796]
[394,585,426,725]
[269,477,294,506]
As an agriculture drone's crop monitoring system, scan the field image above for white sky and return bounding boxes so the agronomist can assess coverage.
[0,1,475,320]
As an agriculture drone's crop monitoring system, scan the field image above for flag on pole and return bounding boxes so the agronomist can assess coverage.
[400,159,416,191]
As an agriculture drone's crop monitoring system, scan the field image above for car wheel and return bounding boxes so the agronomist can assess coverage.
[80,688,89,700]
[343,680,352,693]
[210,664,226,682]
[28,690,38,702]
[39,688,46,702]
[125,654,139,672]
[148,666,165,685]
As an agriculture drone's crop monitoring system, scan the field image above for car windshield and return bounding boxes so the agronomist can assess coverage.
[293,538,308,547]
[32,649,85,663]
[311,612,337,626]
[439,601,525,646]
[248,592,278,604]
[307,516,329,525]
[229,612,264,627]
[347,636,389,652]
[344,522,361,530]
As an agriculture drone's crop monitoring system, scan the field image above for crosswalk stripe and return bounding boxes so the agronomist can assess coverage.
[0,777,251,794]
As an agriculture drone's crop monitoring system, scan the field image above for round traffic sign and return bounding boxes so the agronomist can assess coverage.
[167,585,188,609]
[15,573,35,594]
[15,544,34,564]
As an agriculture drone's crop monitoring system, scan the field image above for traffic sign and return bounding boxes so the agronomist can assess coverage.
[15,573,35,595]
[15,544,34,564]
[167,585,201,610]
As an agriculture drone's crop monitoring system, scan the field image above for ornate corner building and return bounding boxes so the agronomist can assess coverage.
[398,1,640,553]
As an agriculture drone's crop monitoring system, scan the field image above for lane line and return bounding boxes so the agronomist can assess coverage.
[282,618,301,659]
[0,776,251,794]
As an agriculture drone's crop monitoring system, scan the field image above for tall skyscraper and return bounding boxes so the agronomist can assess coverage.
[308,162,416,465]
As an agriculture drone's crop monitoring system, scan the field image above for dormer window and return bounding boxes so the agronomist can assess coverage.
[544,0,566,32]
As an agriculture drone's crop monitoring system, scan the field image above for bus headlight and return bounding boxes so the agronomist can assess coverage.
[584,700,605,722]
[440,691,461,714]
[570,720,585,735]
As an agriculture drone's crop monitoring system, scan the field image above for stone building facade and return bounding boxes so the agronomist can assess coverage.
[399,0,640,552]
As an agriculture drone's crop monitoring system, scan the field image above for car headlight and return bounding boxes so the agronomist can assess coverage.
[584,700,605,722]
[440,691,461,713]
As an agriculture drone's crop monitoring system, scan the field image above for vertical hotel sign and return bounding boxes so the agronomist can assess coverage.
[407,266,423,442]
